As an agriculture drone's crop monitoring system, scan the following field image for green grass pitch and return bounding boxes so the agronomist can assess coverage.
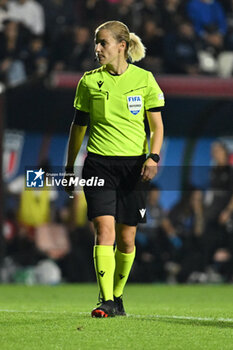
[0,284,233,350]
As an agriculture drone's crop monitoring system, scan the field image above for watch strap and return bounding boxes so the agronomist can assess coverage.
[148,153,160,163]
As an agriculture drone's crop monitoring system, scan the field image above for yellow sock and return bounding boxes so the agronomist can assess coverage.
[113,247,136,298]
[93,245,115,301]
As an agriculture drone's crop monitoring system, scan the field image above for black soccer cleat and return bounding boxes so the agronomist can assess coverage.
[114,295,126,316]
[91,300,116,318]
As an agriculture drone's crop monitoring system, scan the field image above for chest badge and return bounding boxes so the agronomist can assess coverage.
[127,95,142,115]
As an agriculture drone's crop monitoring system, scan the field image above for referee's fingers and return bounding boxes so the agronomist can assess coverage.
[65,185,74,196]
[141,164,145,176]
[141,165,158,182]
[141,166,150,182]
[63,173,75,195]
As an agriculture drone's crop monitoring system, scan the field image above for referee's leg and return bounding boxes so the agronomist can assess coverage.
[93,215,115,246]
[114,224,136,300]
[92,215,115,302]
[115,224,136,253]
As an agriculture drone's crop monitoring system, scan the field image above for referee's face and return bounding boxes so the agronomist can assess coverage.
[95,29,124,66]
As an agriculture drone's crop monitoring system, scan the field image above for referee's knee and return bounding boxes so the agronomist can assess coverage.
[116,225,136,253]
[93,216,115,245]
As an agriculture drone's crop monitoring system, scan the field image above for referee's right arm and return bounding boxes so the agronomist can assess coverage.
[65,108,89,172]
[64,119,87,196]
[65,122,87,173]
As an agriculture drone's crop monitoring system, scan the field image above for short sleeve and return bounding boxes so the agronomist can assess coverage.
[144,72,165,110]
[73,75,90,113]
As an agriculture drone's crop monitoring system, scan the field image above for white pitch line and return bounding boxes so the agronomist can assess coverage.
[0,309,233,323]
[0,309,88,315]
[127,314,233,323]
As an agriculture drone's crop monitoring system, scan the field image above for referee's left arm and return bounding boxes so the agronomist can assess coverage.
[147,110,164,156]
[141,111,164,182]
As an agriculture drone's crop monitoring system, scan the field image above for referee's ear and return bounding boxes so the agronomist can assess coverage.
[119,40,127,54]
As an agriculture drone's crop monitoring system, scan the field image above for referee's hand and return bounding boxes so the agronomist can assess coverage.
[141,158,158,182]
[63,169,75,196]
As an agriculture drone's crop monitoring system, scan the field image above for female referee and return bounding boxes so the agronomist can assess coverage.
[64,21,164,318]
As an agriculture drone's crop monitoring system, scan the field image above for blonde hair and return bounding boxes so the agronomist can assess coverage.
[95,21,146,63]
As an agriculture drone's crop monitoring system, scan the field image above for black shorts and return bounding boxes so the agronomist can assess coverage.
[82,152,149,226]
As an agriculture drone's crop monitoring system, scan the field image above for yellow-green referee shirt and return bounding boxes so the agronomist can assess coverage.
[74,64,165,156]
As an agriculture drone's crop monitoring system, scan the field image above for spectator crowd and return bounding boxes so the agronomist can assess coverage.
[2,141,233,284]
[1,1,233,285]
[1,0,233,87]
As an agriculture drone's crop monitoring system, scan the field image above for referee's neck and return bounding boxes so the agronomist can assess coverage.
[106,60,129,75]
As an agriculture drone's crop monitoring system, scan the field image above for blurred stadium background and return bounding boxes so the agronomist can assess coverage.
[0,0,233,285]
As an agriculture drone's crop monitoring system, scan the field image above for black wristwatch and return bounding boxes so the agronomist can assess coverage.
[147,153,160,163]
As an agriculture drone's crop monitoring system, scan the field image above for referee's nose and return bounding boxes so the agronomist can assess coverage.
[95,43,102,53]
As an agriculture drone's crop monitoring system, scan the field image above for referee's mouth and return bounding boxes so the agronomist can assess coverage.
[97,55,105,61]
